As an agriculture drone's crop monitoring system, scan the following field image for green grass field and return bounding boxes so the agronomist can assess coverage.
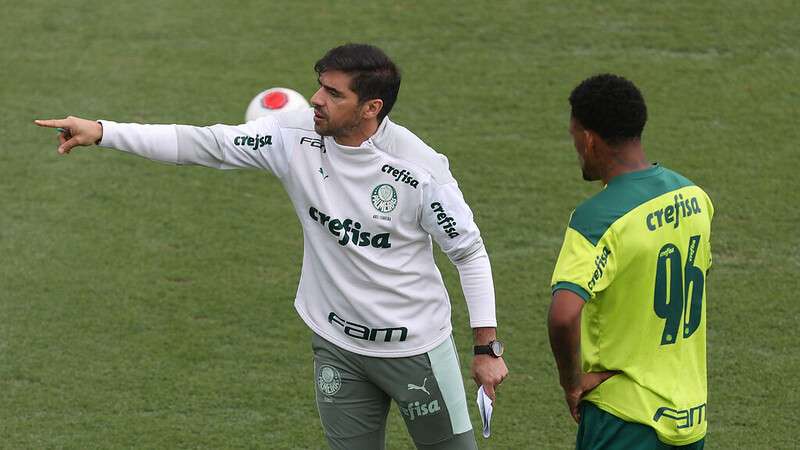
[2,1,798,448]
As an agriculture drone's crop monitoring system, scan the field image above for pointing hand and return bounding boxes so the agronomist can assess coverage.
[34,116,103,155]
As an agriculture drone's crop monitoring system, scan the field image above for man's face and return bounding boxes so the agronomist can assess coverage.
[310,70,364,138]
[569,117,599,181]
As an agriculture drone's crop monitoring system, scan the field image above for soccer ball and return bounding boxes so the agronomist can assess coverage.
[244,87,309,122]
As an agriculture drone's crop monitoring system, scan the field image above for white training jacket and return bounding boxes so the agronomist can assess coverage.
[98,109,496,357]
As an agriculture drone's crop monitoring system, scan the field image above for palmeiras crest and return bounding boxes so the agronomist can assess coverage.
[371,184,398,213]
[317,365,342,396]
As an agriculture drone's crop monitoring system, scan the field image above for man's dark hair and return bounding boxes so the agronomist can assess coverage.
[569,74,647,146]
[314,43,401,122]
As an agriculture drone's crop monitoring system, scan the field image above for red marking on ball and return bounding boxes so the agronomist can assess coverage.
[262,91,289,109]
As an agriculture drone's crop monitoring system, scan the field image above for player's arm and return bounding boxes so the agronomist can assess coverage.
[420,180,508,402]
[549,223,621,422]
[34,114,292,177]
[548,289,619,423]
[548,289,585,421]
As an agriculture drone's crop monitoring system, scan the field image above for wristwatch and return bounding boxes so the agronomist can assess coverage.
[474,340,504,358]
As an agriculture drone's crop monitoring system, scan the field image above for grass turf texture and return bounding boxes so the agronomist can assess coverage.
[2,1,797,448]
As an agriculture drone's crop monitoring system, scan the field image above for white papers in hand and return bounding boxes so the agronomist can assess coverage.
[476,385,493,438]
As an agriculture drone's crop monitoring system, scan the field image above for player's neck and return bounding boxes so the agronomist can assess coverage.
[333,119,380,148]
[601,144,650,185]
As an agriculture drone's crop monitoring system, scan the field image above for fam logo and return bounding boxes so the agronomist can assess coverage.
[371,184,398,213]
[317,365,342,396]
[328,311,408,342]
[300,136,326,153]
[653,403,706,429]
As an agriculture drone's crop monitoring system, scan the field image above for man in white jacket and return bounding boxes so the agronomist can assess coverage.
[36,43,507,450]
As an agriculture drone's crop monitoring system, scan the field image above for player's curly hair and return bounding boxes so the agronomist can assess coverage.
[315,44,401,123]
[569,74,647,146]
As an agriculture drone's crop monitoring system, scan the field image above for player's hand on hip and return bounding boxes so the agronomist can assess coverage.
[564,370,620,423]
[34,116,103,155]
[471,355,508,403]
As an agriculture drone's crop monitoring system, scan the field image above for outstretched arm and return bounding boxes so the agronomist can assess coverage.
[35,114,294,177]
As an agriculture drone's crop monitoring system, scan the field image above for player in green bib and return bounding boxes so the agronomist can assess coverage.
[548,74,713,449]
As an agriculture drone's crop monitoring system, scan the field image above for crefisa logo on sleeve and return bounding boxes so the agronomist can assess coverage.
[429,202,460,238]
[587,246,611,290]
[233,134,272,151]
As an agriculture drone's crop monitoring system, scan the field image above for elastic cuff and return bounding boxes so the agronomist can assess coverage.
[95,121,103,145]
[552,282,590,301]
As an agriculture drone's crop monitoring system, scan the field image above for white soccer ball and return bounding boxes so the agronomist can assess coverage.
[244,87,309,122]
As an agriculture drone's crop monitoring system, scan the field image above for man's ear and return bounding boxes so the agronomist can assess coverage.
[361,99,384,120]
[584,129,596,156]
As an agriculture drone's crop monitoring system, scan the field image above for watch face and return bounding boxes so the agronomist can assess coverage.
[490,340,504,357]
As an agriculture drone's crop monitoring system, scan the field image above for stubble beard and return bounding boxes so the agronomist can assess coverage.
[315,110,363,140]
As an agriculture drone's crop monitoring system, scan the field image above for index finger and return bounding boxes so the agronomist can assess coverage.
[34,119,69,129]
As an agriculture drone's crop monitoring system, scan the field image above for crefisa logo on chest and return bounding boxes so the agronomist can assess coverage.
[371,184,398,213]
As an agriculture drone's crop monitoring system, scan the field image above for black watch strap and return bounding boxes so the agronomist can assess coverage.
[474,345,494,356]
[474,340,504,357]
